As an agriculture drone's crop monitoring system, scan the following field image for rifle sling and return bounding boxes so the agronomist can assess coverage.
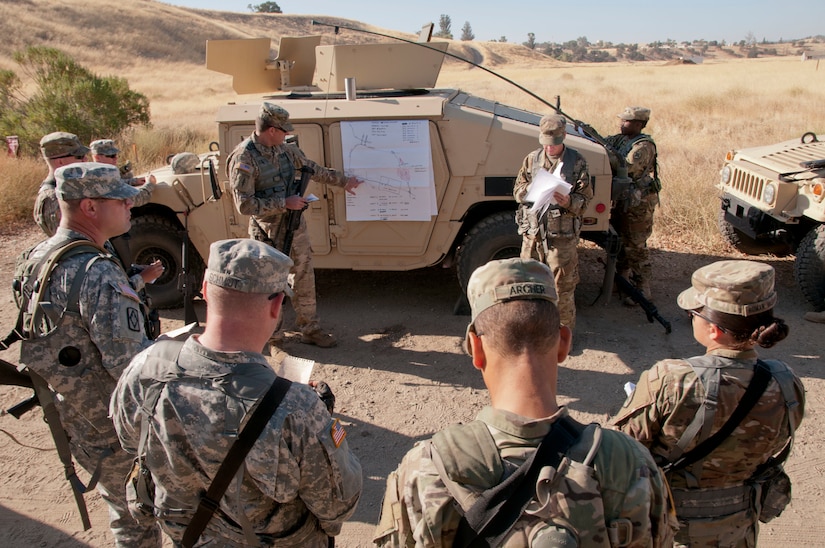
[664,360,773,474]
[452,416,585,548]
[181,376,293,548]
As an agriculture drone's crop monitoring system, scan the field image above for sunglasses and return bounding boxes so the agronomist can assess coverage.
[688,309,728,333]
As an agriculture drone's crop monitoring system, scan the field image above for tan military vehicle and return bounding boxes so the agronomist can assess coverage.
[130,34,620,309]
[718,132,825,309]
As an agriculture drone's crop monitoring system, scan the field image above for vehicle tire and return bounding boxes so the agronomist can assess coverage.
[794,225,825,311]
[129,215,204,309]
[456,211,522,292]
[718,208,792,256]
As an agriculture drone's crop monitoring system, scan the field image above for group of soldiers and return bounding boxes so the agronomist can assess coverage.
[2,103,806,547]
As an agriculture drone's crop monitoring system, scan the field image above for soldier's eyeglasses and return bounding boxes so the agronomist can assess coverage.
[268,292,283,301]
[688,310,728,333]
[103,154,118,159]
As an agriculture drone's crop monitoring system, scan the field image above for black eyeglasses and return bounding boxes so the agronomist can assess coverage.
[103,154,118,159]
[688,310,728,333]
[268,292,283,301]
[54,153,86,160]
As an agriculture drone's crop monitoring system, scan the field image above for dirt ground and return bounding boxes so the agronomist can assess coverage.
[0,223,823,547]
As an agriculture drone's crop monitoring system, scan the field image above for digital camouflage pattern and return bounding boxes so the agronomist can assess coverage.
[605,123,658,295]
[170,152,200,174]
[227,131,352,336]
[205,238,294,296]
[618,107,651,122]
[374,406,676,547]
[610,349,805,546]
[111,336,363,547]
[514,146,592,330]
[55,162,139,201]
[90,139,120,156]
[20,227,159,547]
[676,260,777,316]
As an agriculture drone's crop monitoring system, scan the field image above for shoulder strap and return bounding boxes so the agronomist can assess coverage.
[452,416,586,548]
[181,376,293,548]
[664,360,773,474]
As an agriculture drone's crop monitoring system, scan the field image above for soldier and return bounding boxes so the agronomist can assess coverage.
[513,113,593,333]
[611,260,806,546]
[111,239,363,546]
[227,102,363,348]
[605,106,660,304]
[374,258,675,547]
[19,162,161,546]
[89,138,156,204]
[33,131,89,236]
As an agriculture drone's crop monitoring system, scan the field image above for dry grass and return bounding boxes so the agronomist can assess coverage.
[1,0,824,254]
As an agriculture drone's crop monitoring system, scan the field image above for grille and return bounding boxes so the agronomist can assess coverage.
[729,168,766,200]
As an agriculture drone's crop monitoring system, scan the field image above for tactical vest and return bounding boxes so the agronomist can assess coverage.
[429,420,637,547]
[663,356,800,518]
[610,133,661,194]
[15,238,124,448]
[527,147,584,239]
[245,138,295,202]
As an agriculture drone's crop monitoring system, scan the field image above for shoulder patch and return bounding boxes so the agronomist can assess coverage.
[116,281,141,303]
[236,162,253,175]
[330,418,347,448]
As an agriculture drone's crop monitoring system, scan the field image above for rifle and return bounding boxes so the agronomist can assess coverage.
[614,271,672,334]
[281,166,315,256]
[1,356,39,419]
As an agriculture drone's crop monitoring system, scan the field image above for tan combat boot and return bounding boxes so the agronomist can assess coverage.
[803,310,825,323]
[301,330,338,348]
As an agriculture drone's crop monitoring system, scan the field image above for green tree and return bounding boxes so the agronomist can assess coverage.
[460,21,474,41]
[248,1,281,13]
[525,33,536,50]
[435,14,453,39]
[0,46,150,156]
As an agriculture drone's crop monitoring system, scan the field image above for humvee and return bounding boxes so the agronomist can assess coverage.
[130,34,620,310]
[718,132,825,310]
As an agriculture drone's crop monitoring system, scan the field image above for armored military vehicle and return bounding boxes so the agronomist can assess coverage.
[130,33,621,310]
[718,132,825,309]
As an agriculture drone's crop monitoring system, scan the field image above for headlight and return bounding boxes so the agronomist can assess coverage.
[762,183,776,205]
[720,165,732,185]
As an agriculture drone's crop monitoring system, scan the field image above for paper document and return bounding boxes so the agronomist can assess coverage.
[305,193,319,203]
[274,354,315,384]
[525,165,572,219]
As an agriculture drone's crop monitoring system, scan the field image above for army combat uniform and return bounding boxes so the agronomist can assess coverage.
[513,146,592,331]
[375,406,675,547]
[228,131,352,340]
[20,227,159,547]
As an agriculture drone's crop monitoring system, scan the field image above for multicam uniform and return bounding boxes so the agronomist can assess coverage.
[611,349,805,547]
[513,147,592,330]
[227,132,352,337]
[111,336,363,547]
[19,227,159,547]
[375,406,674,547]
[605,133,659,292]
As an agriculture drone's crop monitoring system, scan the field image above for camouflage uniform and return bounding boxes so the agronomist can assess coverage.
[111,238,362,546]
[227,129,352,339]
[611,260,806,547]
[375,406,674,547]
[605,107,659,297]
[20,225,160,547]
[513,116,592,331]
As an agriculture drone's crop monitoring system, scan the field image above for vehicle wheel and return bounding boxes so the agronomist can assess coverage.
[129,215,204,309]
[456,211,522,292]
[794,225,825,311]
[718,208,792,256]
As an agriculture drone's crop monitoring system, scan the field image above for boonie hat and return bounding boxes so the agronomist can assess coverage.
[205,239,294,297]
[677,260,777,316]
[618,106,651,122]
[539,114,566,146]
[55,162,140,201]
[40,132,90,160]
[170,152,200,174]
[89,139,120,156]
[260,102,294,132]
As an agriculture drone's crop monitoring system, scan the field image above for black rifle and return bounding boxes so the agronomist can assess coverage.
[614,271,672,333]
[281,166,315,256]
[1,357,38,419]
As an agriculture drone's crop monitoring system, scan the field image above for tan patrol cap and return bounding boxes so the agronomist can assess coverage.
[260,102,294,132]
[539,114,566,146]
[677,260,777,316]
[618,106,651,122]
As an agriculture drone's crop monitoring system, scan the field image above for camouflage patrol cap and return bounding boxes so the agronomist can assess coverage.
[677,260,777,316]
[618,106,651,122]
[40,132,90,160]
[205,239,294,297]
[89,139,120,156]
[259,102,294,132]
[539,114,567,145]
[468,258,559,322]
[170,152,200,174]
[55,162,140,201]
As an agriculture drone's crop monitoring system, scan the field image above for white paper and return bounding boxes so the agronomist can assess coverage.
[156,322,200,341]
[273,354,315,384]
[305,193,319,203]
[525,165,572,219]
[340,120,436,221]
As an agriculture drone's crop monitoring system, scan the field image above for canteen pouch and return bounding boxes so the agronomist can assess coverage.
[753,465,791,523]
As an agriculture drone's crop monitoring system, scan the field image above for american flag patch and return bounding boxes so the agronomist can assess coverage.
[118,282,141,302]
[237,163,253,174]
[330,418,347,448]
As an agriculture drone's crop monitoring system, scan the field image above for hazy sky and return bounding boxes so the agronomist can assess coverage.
[160,0,824,45]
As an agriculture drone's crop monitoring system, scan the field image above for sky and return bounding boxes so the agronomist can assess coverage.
[160,0,825,45]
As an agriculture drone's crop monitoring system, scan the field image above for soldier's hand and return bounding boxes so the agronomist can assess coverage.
[554,192,571,208]
[344,176,362,195]
[285,195,308,210]
[309,380,335,414]
[139,260,164,284]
